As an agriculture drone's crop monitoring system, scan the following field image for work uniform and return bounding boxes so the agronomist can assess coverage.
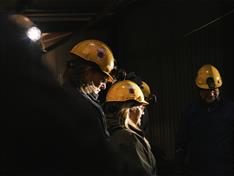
[176,98,234,176]
[107,115,156,176]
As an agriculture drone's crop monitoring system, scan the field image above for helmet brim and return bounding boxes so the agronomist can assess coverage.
[103,71,113,83]
[140,100,149,106]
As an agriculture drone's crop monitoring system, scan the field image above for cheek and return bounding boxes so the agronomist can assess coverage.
[94,74,106,87]
[131,108,142,118]
[94,80,100,87]
[92,75,102,86]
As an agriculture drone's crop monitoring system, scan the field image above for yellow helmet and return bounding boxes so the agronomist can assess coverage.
[106,80,149,105]
[195,64,222,89]
[70,39,115,82]
[141,81,151,99]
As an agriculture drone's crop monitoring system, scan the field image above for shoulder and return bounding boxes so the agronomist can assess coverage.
[62,82,97,108]
[110,128,137,145]
[62,82,104,124]
[62,81,82,99]
[111,128,135,139]
[221,99,234,116]
[222,98,234,107]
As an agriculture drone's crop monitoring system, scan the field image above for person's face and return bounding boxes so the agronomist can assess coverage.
[199,88,220,104]
[85,67,108,94]
[129,105,145,127]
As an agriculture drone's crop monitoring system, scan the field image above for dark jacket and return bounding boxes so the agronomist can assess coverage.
[62,81,110,137]
[175,98,234,176]
[107,117,157,176]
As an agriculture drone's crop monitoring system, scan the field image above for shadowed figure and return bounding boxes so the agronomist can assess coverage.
[0,13,119,175]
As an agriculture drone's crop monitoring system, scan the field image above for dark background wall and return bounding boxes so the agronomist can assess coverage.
[110,1,234,161]
[42,0,234,163]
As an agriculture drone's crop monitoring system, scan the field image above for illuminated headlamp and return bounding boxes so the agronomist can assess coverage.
[26,26,41,42]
